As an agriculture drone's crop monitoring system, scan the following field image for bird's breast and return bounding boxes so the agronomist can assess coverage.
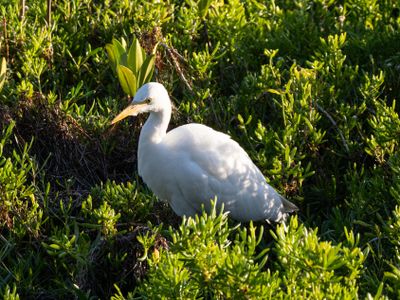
[138,142,176,201]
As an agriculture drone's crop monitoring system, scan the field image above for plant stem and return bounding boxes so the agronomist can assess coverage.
[47,0,52,26]
[20,0,25,20]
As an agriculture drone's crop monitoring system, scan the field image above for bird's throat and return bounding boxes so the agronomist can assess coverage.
[137,110,170,179]
[140,110,170,145]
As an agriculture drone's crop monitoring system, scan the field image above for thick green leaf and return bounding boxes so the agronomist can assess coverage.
[128,38,143,74]
[141,47,146,65]
[127,39,137,74]
[120,37,127,50]
[105,44,117,72]
[112,38,127,66]
[138,54,155,87]
[116,65,137,96]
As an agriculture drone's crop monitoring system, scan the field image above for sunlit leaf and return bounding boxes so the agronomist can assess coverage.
[112,38,127,66]
[128,38,143,74]
[116,65,136,96]
[198,0,212,19]
[138,54,155,87]
[105,44,117,72]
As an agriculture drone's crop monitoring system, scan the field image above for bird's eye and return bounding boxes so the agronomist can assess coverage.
[145,98,151,104]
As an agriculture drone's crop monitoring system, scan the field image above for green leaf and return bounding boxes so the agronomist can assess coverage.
[116,65,137,96]
[112,38,127,66]
[105,44,117,67]
[237,114,244,124]
[128,38,144,74]
[198,0,212,19]
[120,37,127,50]
[141,47,146,64]
[267,88,285,95]
[127,39,137,74]
[138,54,155,87]
[49,243,61,250]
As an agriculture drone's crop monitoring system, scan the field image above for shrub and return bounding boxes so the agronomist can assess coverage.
[1,0,399,298]
[135,203,366,299]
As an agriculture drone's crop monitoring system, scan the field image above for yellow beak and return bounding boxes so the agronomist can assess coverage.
[111,103,147,125]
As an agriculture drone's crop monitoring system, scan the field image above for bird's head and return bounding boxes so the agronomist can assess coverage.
[111,82,170,125]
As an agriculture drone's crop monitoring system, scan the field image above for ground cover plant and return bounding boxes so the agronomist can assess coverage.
[0,0,399,298]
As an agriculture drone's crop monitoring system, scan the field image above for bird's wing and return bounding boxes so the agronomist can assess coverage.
[163,124,286,221]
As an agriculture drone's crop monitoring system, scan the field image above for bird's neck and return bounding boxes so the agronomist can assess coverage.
[139,109,171,146]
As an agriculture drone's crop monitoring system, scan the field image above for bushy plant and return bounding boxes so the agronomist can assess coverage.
[134,203,366,299]
[273,217,366,299]
[137,202,278,299]
[1,0,399,298]
[0,123,43,239]
[82,180,156,233]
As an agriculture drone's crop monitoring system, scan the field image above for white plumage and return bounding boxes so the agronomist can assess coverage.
[112,82,298,222]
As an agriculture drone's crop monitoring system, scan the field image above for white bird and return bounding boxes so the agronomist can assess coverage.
[111,82,298,222]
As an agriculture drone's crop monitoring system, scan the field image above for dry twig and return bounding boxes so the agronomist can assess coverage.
[160,42,193,93]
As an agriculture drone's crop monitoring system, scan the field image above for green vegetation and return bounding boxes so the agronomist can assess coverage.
[106,37,156,96]
[0,0,399,298]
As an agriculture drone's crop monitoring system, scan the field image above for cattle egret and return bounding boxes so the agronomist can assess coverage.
[111,82,298,222]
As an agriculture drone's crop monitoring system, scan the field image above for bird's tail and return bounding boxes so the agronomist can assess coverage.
[281,196,299,213]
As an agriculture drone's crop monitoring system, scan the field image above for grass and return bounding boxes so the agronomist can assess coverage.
[0,0,399,298]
